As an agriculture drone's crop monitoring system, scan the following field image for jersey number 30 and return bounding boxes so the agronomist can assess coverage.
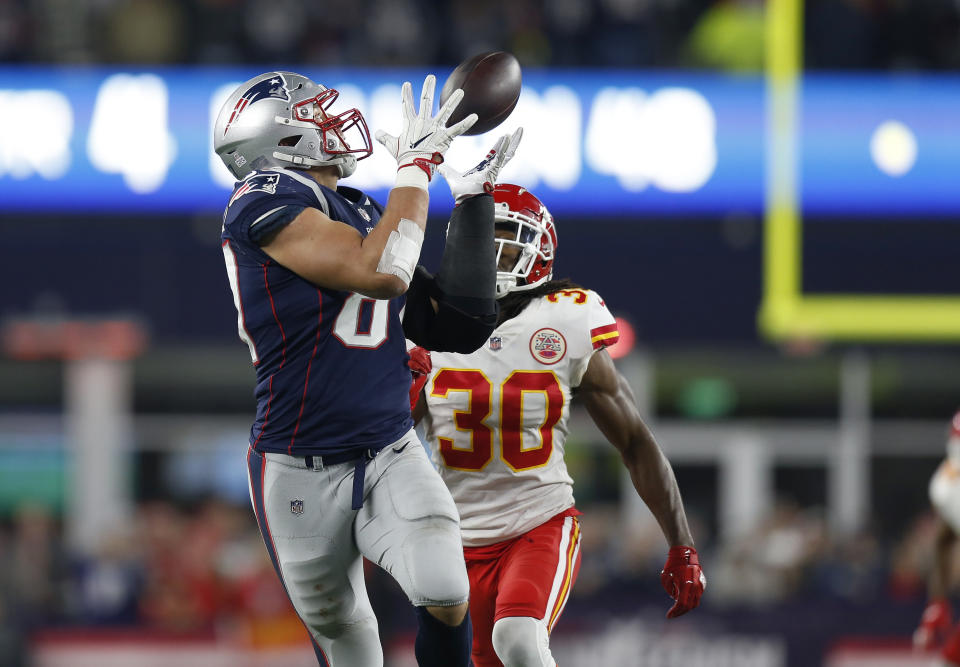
[430,369,563,472]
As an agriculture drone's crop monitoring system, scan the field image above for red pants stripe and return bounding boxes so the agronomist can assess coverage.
[546,516,581,631]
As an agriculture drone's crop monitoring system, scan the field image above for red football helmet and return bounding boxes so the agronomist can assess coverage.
[492,184,557,297]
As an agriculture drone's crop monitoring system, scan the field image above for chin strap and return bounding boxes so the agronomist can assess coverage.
[271,151,356,178]
[495,274,517,298]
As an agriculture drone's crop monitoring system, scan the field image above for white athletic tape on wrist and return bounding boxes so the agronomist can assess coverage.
[376,218,424,287]
[394,164,431,191]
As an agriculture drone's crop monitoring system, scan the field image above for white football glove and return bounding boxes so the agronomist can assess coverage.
[438,127,523,204]
[374,75,478,191]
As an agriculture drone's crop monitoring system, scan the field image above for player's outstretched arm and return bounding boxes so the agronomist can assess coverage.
[261,76,476,300]
[403,130,522,353]
[915,517,957,649]
[578,348,704,617]
[435,129,522,318]
[259,187,426,299]
[578,348,693,547]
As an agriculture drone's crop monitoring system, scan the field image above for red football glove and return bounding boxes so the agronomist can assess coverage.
[914,598,952,650]
[407,346,432,412]
[660,545,706,619]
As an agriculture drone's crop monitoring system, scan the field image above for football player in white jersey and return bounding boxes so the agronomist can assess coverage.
[914,411,960,665]
[407,183,705,667]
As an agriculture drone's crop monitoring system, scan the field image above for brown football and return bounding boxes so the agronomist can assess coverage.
[439,51,522,136]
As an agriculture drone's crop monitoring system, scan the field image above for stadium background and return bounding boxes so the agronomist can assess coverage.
[0,0,959,665]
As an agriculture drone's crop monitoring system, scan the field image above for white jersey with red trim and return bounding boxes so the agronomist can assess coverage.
[420,288,619,547]
[930,459,960,534]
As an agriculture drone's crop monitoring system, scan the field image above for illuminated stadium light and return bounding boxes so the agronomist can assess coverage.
[346,82,407,190]
[869,120,918,177]
[439,86,582,192]
[349,84,583,194]
[585,87,717,192]
[607,316,636,360]
[87,74,177,193]
[1,67,958,215]
[503,86,582,190]
[0,90,72,180]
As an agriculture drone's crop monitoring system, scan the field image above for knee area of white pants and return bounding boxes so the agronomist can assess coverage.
[403,520,469,606]
[298,594,368,636]
[309,616,383,667]
[308,613,378,644]
[492,616,555,667]
[283,558,358,630]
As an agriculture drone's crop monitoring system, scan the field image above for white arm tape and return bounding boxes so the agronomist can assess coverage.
[376,218,424,287]
[394,164,430,191]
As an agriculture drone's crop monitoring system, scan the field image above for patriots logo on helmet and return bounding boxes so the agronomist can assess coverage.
[223,74,290,136]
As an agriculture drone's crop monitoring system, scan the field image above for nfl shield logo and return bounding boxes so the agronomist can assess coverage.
[290,498,304,515]
[489,336,502,351]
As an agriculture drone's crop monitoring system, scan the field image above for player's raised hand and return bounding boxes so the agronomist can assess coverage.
[914,598,952,650]
[660,545,706,618]
[439,127,523,203]
[375,75,478,185]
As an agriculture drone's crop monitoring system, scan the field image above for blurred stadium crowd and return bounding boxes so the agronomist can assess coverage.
[0,0,958,71]
[0,479,945,663]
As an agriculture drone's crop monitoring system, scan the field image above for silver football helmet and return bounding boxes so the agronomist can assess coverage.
[214,71,372,180]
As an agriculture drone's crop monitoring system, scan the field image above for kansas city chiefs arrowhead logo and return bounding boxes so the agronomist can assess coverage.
[529,328,566,365]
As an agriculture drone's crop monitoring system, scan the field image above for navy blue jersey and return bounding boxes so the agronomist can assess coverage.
[221,167,413,457]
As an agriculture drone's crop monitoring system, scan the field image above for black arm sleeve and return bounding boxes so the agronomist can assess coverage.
[435,193,497,307]
[403,266,498,353]
[402,194,500,352]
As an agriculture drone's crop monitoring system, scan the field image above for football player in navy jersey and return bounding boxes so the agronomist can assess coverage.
[214,71,522,667]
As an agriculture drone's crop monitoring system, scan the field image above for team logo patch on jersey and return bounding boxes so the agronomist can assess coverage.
[489,336,502,351]
[223,74,290,137]
[229,173,280,206]
[290,498,304,515]
[529,328,566,365]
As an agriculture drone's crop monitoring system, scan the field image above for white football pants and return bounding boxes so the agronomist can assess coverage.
[246,429,469,666]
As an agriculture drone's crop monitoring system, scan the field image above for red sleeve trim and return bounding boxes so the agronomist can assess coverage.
[590,322,620,349]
